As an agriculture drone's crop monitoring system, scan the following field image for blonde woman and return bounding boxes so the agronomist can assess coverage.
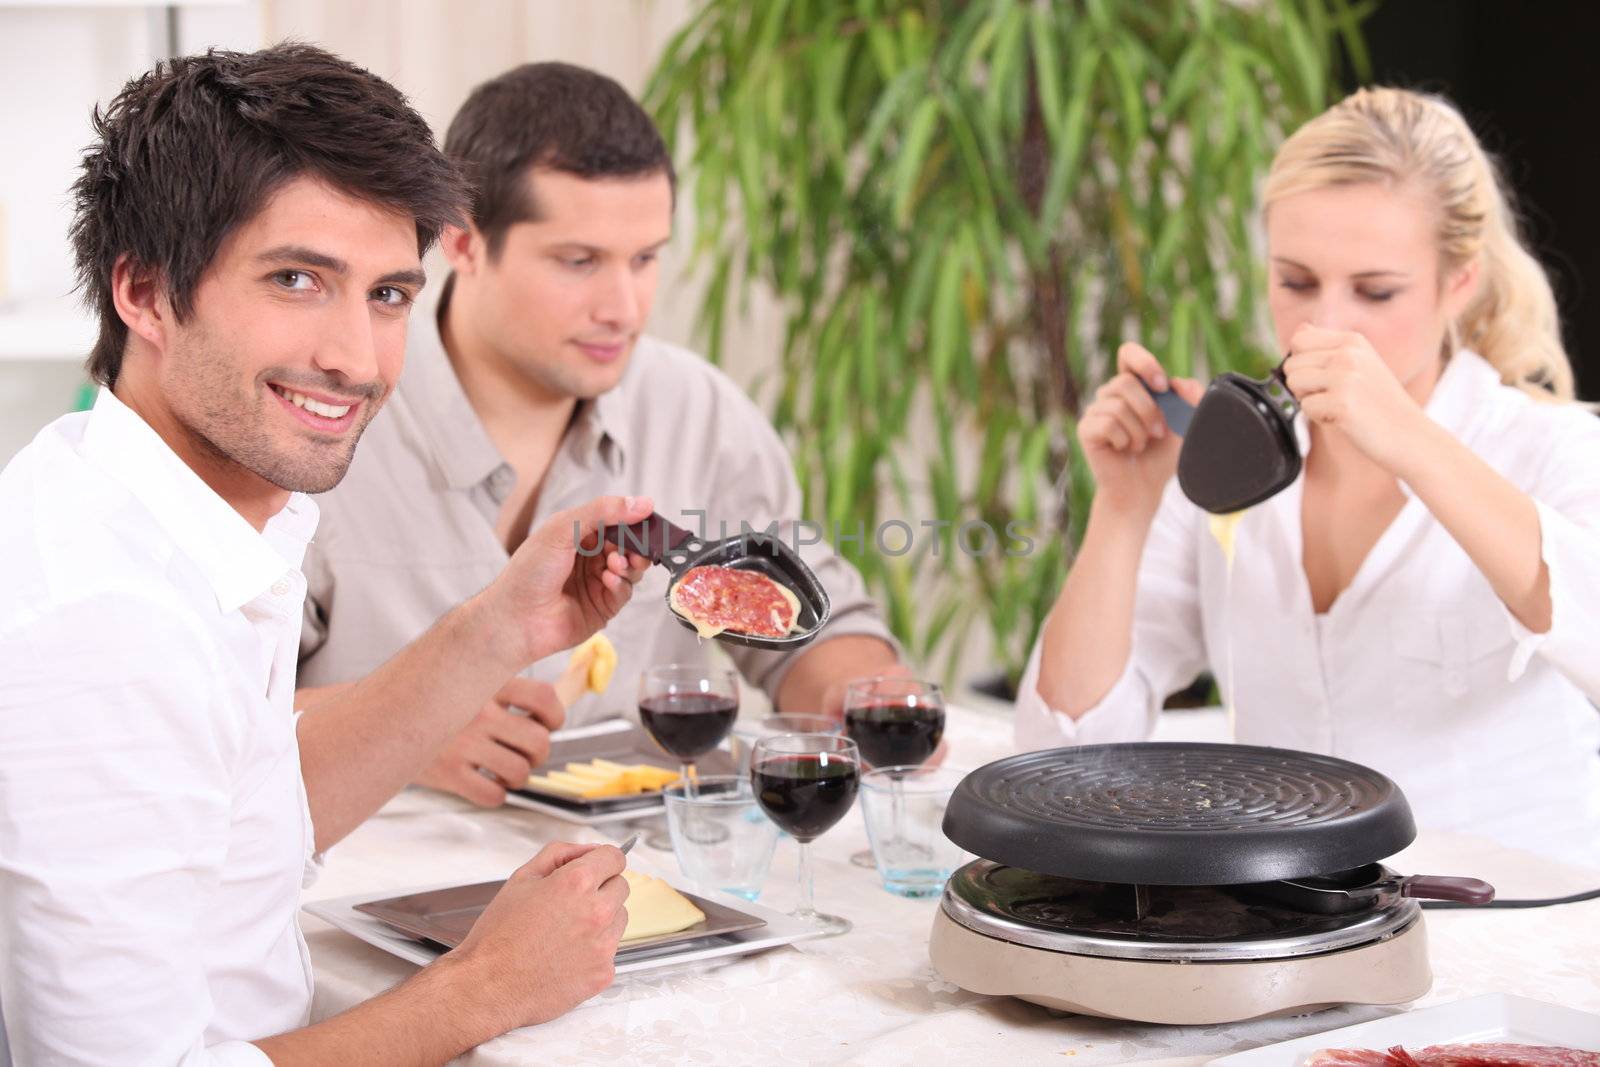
[1016,88,1600,867]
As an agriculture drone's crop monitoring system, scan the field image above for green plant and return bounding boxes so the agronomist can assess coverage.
[647,0,1372,692]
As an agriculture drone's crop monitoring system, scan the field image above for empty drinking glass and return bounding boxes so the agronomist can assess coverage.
[663,774,780,901]
[859,765,968,898]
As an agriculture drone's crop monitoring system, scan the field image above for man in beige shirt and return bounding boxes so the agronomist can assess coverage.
[296,62,902,805]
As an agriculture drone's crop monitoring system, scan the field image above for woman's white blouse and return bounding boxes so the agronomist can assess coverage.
[1015,351,1600,868]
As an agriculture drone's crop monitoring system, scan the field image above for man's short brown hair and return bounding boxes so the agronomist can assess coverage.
[444,62,675,258]
[71,42,467,386]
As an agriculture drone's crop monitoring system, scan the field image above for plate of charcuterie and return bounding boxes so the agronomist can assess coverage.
[1208,993,1600,1065]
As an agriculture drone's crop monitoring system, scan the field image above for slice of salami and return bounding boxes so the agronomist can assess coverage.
[1410,1044,1600,1066]
[669,565,801,639]
[1305,1051,1405,1066]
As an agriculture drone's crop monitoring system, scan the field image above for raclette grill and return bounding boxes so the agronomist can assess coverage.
[929,744,1493,1025]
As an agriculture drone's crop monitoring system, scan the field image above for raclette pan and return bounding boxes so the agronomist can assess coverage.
[1146,363,1302,515]
[603,511,830,651]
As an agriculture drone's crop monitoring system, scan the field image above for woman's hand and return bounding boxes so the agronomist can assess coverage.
[1078,342,1204,518]
[1283,325,1433,474]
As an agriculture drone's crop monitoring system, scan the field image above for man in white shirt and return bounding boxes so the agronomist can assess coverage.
[0,44,651,1065]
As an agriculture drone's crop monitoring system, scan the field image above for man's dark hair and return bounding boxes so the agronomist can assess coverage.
[71,42,467,386]
[444,62,675,258]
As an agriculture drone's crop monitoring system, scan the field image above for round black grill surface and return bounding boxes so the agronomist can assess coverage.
[943,743,1415,884]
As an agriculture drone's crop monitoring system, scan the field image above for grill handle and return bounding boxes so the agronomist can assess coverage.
[1399,874,1496,905]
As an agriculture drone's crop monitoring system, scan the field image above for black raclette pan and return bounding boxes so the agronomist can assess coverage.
[603,511,830,651]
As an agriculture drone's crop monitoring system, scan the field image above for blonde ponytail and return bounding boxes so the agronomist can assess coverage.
[1264,87,1574,402]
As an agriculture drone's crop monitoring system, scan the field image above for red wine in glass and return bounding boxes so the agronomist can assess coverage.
[639,665,739,804]
[751,754,860,841]
[842,677,944,870]
[639,693,739,760]
[844,700,945,769]
[750,732,860,936]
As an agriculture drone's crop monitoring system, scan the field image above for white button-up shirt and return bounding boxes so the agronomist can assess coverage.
[0,389,319,1065]
[1016,351,1600,869]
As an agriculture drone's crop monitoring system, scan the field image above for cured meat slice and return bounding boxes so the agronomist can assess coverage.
[1408,1044,1600,1066]
[669,565,801,639]
[1306,1045,1600,1067]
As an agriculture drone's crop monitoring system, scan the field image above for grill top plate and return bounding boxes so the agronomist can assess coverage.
[942,743,1415,884]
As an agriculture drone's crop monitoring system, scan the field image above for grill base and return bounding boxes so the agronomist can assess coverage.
[928,903,1432,1025]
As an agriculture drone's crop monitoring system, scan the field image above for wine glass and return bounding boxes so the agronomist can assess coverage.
[750,732,860,936]
[731,713,841,773]
[843,676,945,868]
[638,664,740,800]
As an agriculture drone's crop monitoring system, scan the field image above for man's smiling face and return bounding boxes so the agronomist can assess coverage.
[156,174,424,494]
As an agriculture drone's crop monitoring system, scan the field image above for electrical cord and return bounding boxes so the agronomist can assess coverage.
[1422,885,1600,910]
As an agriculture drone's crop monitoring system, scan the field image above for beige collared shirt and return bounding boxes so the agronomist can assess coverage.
[297,282,895,725]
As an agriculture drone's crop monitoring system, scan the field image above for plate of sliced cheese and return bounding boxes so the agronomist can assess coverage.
[305,864,823,976]
[507,722,738,824]
[506,635,737,824]
[523,758,683,802]
[505,729,736,831]
[349,869,765,956]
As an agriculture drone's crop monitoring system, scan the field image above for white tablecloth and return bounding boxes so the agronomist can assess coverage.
[302,705,1600,1065]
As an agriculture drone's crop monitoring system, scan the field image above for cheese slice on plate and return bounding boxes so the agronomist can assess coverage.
[524,759,682,800]
[620,870,706,941]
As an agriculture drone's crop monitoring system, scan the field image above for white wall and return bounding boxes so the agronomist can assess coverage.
[0,1,262,458]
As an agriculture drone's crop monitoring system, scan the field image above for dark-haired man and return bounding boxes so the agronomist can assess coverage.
[295,62,904,806]
[0,45,649,1065]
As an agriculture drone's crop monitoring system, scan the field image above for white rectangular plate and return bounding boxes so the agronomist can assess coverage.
[304,872,826,976]
[1209,993,1600,1065]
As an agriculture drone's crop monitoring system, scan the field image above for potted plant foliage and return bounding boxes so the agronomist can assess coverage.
[647,0,1373,699]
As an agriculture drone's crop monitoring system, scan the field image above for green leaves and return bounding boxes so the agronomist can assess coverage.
[645,0,1370,689]
[890,97,941,227]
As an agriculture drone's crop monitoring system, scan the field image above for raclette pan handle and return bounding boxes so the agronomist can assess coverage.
[601,511,698,569]
[1399,874,1495,906]
[1142,382,1195,438]
[1142,354,1298,440]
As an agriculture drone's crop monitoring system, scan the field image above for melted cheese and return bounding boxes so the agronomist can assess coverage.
[620,870,706,941]
[668,568,801,639]
[1206,510,1246,741]
[1207,511,1244,568]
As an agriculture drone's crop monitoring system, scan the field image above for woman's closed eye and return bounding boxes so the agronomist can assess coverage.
[1278,279,1397,303]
